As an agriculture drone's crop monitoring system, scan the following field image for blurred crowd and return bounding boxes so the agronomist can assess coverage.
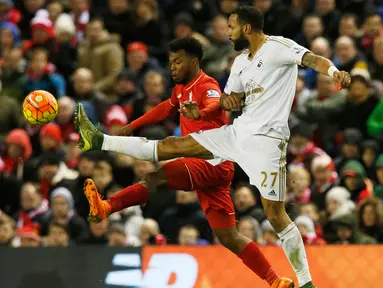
[1,0,383,248]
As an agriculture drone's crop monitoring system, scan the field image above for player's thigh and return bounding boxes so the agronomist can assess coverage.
[190,125,238,162]
[158,135,213,161]
[237,135,288,202]
[161,159,193,191]
[179,158,233,190]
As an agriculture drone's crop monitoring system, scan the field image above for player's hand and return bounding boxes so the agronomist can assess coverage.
[179,100,200,120]
[220,93,244,111]
[333,71,351,89]
[117,124,133,136]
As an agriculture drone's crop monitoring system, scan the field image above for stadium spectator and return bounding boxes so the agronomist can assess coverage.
[310,154,338,211]
[293,71,311,112]
[315,0,341,41]
[233,183,265,224]
[338,13,359,39]
[107,185,143,241]
[39,123,63,153]
[0,220,15,247]
[295,14,324,48]
[288,167,311,204]
[46,0,63,23]
[126,41,162,89]
[173,12,210,48]
[237,216,263,244]
[72,151,99,219]
[38,152,78,198]
[23,49,66,98]
[361,140,380,180]
[51,13,77,83]
[178,225,201,245]
[321,186,355,243]
[334,128,363,171]
[341,160,373,203]
[64,133,80,169]
[219,0,239,17]
[135,0,168,62]
[0,0,21,25]
[338,69,379,138]
[0,47,26,103]
[0,21,21,58]
[17,182,50,232]
[102,0,135,48]
[375,154,383,199]
[128,71,166,123]
[56,96,76,142]
[260,220,281,246]
[357,9,383,62]
[23,13,55,58]
[287,121,327,171]
[299,202,324,237]
[70,68,108,123]
[81,219,108,245]
[358,197,383,243]
[303,37,332,89]
[19,0,46,39]
[78,17,124,96]
[369,37,383,81]
[139,218,166,246]
[295,215,326,245]
[2,128,32,180]
[113,68,143,108]
[332,213,377,244]
[70,0,89,42]
[92,158,115,196]
[107,222,140,247]
[104,105,128,136]
[295,74,346,150]
[202,15,232,80]
[334,36,368,72]
[253,0,299,39]
[159,190,211,244]
[18,225,41,247]
[0,160,21,216]
[44,222,70,247]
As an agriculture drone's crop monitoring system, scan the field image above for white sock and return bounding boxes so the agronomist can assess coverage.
[102,135,158,162]
[277,222,312,287]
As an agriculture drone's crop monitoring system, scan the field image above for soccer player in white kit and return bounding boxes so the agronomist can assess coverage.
[75,6,351,288]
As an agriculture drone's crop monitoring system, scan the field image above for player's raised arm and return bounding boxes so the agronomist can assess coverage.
[301,52,351,89]
[118,98,178,136]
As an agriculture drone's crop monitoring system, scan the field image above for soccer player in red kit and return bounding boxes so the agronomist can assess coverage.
[78,37,293,287]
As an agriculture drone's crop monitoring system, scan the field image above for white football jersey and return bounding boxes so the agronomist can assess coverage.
[224,36,310,139]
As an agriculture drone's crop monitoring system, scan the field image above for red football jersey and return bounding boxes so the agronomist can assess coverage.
[169,71,228,136]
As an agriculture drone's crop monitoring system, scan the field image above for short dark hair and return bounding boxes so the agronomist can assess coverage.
[168,37,203,62]
[232,6,264,32]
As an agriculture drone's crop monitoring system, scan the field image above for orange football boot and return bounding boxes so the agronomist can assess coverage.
[271,278,295,288]
[83,178,111,222]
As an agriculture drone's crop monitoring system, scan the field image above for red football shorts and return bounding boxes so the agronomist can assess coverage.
[162,158,236,229]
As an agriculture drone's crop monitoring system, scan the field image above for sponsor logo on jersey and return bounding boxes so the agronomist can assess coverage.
[207,89,220,98]
[268,190,276,196]
[245,79,264,97]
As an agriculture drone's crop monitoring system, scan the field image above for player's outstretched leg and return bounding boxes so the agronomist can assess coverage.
[209,213,294,288]
[74,103,212,161]
[262,199,316,288]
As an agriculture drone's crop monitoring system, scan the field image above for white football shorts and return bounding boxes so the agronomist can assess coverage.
[191,125,288,201]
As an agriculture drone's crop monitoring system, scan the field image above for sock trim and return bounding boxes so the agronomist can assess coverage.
[277,222,296,239]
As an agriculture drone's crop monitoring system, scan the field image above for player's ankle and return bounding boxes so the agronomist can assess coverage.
[92,131,104,150]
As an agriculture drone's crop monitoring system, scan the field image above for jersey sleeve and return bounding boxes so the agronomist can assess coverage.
[275,39,310,66]
[199,81,223,120]
[168,89,180,108]
[223,70,244,95]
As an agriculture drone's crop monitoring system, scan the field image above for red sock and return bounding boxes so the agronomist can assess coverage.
[239,242,278,285]
[108,183,149,213]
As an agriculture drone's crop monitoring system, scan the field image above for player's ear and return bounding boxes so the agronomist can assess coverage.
[243,24,251,35]
[191,58,198,67]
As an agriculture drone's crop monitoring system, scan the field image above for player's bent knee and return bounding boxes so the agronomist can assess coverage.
[141,169,168,193]
[214,228,240,252]
[263,200,288,225]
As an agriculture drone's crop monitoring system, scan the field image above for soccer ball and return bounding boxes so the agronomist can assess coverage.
[23,90,58,125]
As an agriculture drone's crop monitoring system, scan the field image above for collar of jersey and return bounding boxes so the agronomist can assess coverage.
[185,70,204,91]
